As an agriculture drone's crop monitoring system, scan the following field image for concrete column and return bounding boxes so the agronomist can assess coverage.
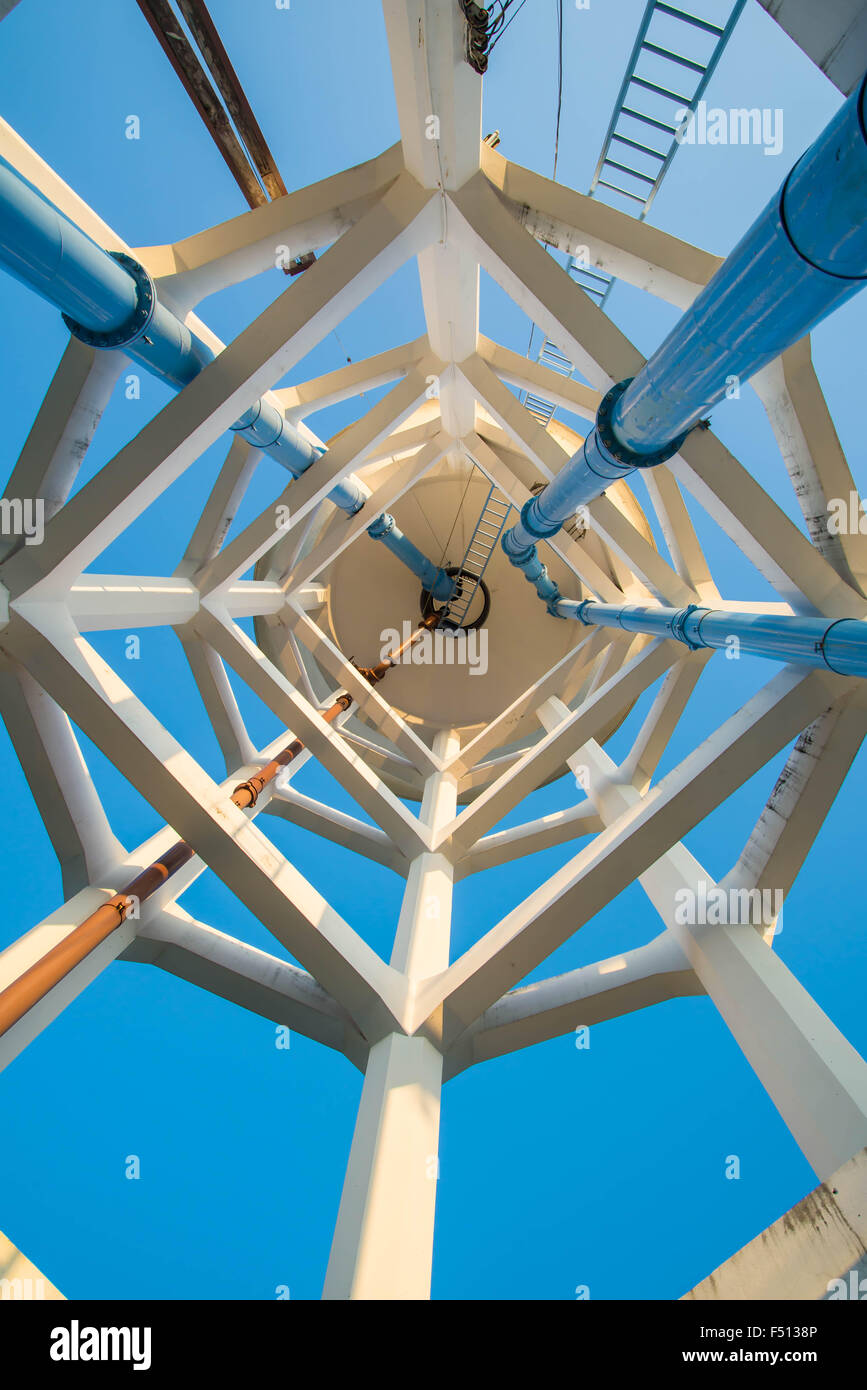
[323,730,459,1300]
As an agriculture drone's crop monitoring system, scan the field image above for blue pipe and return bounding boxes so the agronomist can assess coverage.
[556,599,867,678]
[503,72,867,601]
[0,159,368,513]
[367,513,456,602]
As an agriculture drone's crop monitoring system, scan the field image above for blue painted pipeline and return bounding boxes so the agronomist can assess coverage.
[367,513,456,602]
[0,158,368,514]
[503,72,867,604]
[0,160,530,595]
[556,599,867,678]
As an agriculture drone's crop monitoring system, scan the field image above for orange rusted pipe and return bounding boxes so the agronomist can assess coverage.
[0,616,441,1041]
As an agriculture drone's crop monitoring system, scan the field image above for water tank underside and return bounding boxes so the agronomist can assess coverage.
[255,419,658,800]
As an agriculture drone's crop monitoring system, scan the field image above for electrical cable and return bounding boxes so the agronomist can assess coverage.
[433,465,476,576]
[461,1,530,72]
[488,0,530,53]
[552,0,564,181]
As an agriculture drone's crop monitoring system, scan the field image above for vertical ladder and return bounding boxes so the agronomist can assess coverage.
[442,486,512,629]
[521,0,745,428]
[524,340,576,427]
[589,0,748,221]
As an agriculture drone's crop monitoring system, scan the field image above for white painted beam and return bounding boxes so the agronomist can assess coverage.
[574,733,867,1181]
[480,145,722,308]
[417,663,850,1041]
[2,174,438,602]
[445,933,703,1077]
[142,144,406,310]
[125,903,369,1070]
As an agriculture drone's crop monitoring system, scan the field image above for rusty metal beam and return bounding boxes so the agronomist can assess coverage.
[177,0,288,199]
[135,0,267,209]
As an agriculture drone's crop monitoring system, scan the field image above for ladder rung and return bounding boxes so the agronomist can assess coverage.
[653,3,725,38]
[621,105,679,135]
[602,158,656,185]
[611,132,667,160]
[598,180,647,204]
[629,74,691,104]
[540,351,572,367]
[640,40,707,75]
[571,266,612,285]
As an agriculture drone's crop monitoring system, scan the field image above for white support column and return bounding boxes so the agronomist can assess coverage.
[323,730,459,1301]
[1,340,124,559]
[382,0,482,438]
[545,709,867,1181]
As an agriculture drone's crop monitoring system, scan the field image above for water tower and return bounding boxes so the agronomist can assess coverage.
[0,0,866,1301]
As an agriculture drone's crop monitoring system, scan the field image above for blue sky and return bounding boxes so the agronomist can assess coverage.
[0,0,865,1300]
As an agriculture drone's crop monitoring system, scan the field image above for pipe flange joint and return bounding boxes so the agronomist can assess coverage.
[596,378,689,470]
[518,496,560,541]
[546,593,566,618]
[62,252,156,350]
[815,618,851,675]
[669,604,708,650]
[367,513,395,541]
[501,529,535,564]
[233,779,260,807]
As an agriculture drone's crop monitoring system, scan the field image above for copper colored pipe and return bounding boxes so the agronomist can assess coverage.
[353,610,441,686]
[231,693,352,809]
[0,840,195,1038]
[0,618,440,1040]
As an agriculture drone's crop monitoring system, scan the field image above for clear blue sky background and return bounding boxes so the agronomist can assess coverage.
[0,0,864,1300]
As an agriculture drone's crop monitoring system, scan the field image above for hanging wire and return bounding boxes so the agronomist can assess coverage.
[488,0,531,53]
[331,327,352,365]
[411,488,446,557]
[433,465,476,576]
[524,2,564,370]
[461,1,531,71]
[552,0,564,181]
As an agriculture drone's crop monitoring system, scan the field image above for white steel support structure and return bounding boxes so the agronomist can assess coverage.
[324,730,458,1300]
[0,0,865,1302]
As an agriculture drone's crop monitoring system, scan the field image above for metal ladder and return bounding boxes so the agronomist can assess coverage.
[442,485,512,629]
[567,255,615,309]
[589,0,747,221]
[521,0,745,427]
[524,340,576,427]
